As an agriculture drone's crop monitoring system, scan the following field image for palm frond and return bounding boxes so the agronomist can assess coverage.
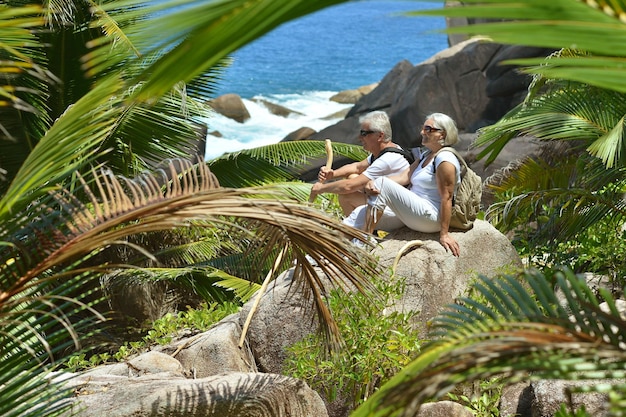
[0,75,124,218]
[486,152,626,240]
[104,266,249,303]
[2,160,379,344]
[208,140,368,188]
[352,268,626,417]
[102,84,207,176]
[0,268,106,417]
[0,4,53,186]
[476,82,626,167]
[415,0,626,93]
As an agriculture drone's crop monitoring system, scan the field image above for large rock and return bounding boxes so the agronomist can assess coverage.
[59,372,328,417]
[251,98,304,117]
[283,126,317,142]
[155,314,258,378]
[207,93,251,123]
[530,379,611,417]
[309,38,552,150]
[418,401,474,417]
[239,268,321,374]
[372,219,522,332]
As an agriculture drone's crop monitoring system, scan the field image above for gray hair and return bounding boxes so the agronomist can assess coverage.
[425,112,459,146]
[359,111,392,142]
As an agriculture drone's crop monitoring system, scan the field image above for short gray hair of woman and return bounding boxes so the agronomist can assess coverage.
[425,112,459,146]
[359,110,393,143]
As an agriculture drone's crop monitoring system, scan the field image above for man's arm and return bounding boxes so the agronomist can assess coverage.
[318,158,369,182]
[311,172,370,196]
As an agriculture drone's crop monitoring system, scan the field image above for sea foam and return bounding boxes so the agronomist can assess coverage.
[203,91,352,160]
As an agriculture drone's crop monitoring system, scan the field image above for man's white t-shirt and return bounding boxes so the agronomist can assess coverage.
[409,149,461,212]
[363,147,410,180]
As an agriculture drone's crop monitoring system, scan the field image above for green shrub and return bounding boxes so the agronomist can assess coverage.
[284,275,421,409]
[513,217,626,293]
[65,301,240,371]
[448,378,503,417]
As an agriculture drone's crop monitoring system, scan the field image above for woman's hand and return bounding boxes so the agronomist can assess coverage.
[440,233,460,257]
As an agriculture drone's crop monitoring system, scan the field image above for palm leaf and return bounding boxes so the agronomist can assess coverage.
[476,81,626,167]
[2,160,379,344]
[352,268,626,417]
[414,0,626,93]
[208,140,368,188]
[0,268,106,417]
[104,266,248,303]
[0,4,52,186]
[0,75,123,218]
[486,152,626,240]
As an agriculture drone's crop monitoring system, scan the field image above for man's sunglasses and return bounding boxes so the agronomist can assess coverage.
[360,130,377,137]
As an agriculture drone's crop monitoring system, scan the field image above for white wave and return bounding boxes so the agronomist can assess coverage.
[203,91,351,160]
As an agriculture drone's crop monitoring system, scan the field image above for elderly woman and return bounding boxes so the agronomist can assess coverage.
[348,112,462,256]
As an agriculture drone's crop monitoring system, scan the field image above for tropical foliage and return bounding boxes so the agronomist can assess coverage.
[350,0,626,416]
[286,275,421,410]
[352,268,626,417]
[0,0,396,415]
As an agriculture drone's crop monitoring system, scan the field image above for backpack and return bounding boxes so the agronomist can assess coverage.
[432,147,482,231]
[370,146,415,165]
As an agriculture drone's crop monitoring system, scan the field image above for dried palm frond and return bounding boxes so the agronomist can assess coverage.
[1,159,380,349]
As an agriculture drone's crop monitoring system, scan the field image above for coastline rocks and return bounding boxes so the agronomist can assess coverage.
[207,93,251,123]
[251,98,305,117]
[329,83,378,104]
[309,38,553,151]
[283,126,317,142]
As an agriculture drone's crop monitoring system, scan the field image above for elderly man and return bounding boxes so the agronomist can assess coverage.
[309,110,412,216]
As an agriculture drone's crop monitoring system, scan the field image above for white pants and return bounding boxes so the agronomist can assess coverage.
[345,177,441,233]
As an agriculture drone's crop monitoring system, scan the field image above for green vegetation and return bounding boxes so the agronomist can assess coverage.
[351,1,626,415]
[285,275,421,410]
[447,378,504,417]
[65,301,241,372]
[3,0,626,416]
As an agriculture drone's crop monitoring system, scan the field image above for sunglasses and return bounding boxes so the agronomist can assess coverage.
[423,125,442,133]
[360,129,377,137]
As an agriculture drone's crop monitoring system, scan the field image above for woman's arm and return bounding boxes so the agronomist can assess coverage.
[383,158,419,186]
[436,161,460,257]
[364,162,416,196]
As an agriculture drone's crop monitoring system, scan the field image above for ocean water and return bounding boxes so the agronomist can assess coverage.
[204,0,448,159]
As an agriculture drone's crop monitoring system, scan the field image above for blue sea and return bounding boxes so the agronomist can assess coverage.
[204,0,448,159]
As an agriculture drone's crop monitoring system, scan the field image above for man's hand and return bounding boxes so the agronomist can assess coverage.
[318,166,333,182]
[310,181,323,199]
[364,180,379,196]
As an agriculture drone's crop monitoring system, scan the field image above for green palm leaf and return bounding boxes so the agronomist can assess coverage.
[486,153,626,240]
[208,140,368,188]
[105,0,350,101]
[352,268,626,417]
[476,81,626,166]
[415,0,626,93]
[104,266,251,303]
[0,269,106,417]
